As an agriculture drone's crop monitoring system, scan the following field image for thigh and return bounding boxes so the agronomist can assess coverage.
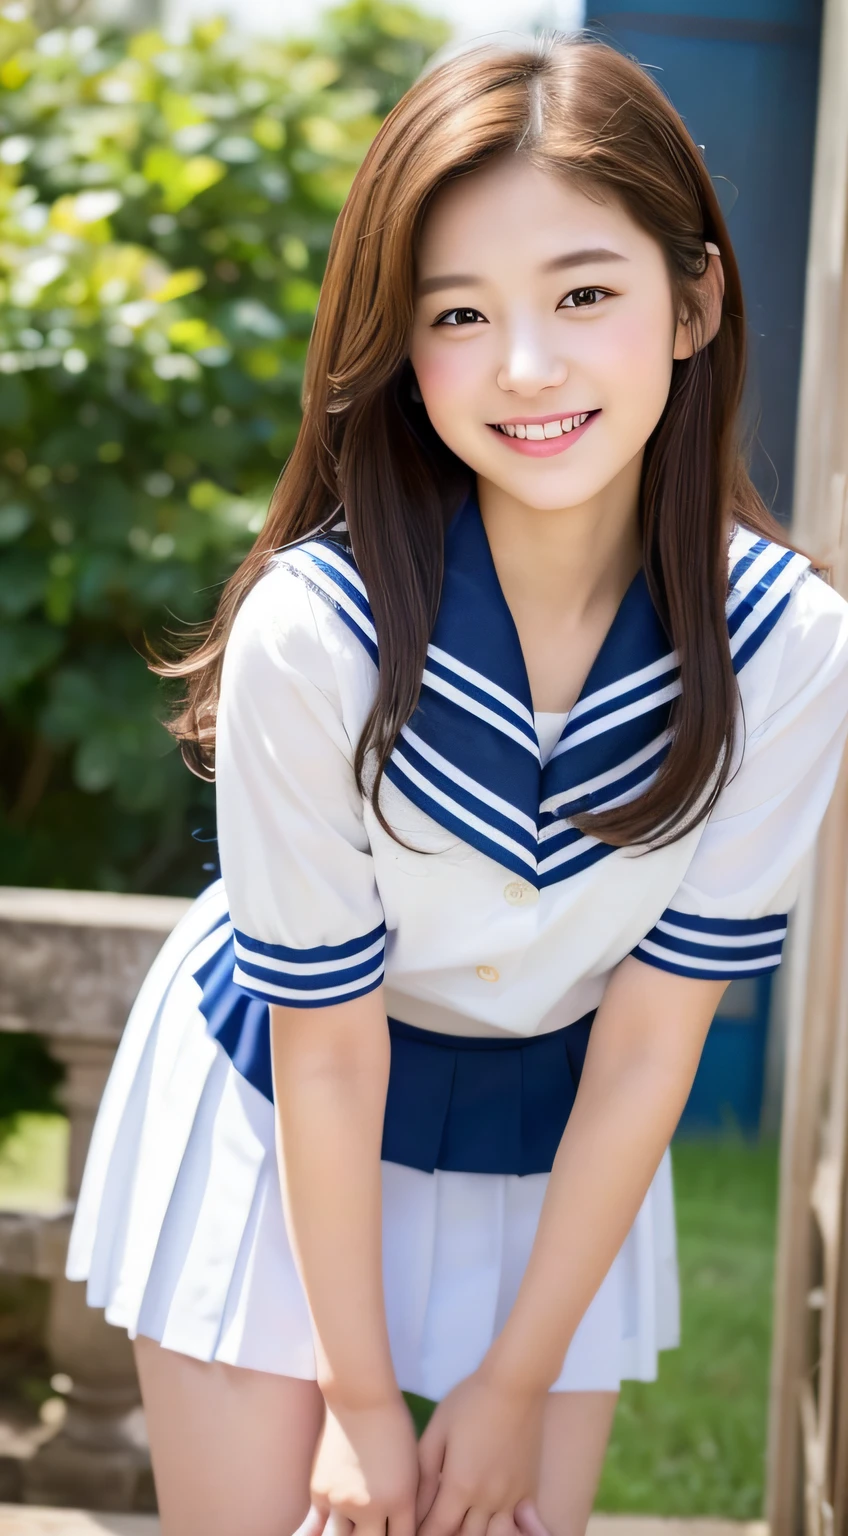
[134,1333,325,1536]
[535,1390,618,1536]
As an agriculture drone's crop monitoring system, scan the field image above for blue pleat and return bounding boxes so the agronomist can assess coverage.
[518,1027,577,1173]
[193,937,274,1095]
[379,1025,457,1173]
[192,926,597,1177]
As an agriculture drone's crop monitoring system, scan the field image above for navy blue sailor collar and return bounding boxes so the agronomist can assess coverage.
[281,491,811,889]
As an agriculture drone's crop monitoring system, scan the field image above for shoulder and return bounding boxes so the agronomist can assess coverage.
[225,527,378,696]
[726,520,848,730]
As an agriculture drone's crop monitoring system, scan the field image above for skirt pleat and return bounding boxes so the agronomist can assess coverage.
[67,888,681,1398]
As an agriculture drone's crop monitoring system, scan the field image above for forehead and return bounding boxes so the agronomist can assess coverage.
[415,157,653,273]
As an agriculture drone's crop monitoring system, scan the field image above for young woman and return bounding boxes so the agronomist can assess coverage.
[68,31,848,1536]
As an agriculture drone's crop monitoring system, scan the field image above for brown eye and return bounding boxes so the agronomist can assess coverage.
[560,288,608,309]
[435,308,485,327]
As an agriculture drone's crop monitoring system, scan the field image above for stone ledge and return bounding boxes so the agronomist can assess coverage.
[0,1511,158,1533]
[0,889,190,1043]
[0,1210,73,1280]
[0,889,191,932]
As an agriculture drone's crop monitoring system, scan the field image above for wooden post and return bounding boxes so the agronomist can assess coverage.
[766,0,848,1528]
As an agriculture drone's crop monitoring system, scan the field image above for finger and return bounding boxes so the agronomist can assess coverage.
[513,1500,551,1536]
[388,1503,418,1536]
[417,1487,469,1536]
[459,1507,490,1536]
[487,1515,521,1536]
[415,1422,446,1526]
[294,1506,331,1536]
[324,1513,354,1536]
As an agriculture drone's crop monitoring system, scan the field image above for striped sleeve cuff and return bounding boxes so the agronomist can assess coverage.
[232,921,386,1007]
[631,909,788,979]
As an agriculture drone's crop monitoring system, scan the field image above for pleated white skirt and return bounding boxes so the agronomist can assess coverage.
[67,880,680,1399]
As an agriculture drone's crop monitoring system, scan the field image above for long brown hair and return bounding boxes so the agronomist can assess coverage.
[157,31,813,850]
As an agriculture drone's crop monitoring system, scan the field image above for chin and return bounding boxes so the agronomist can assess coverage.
[501,474,611,511]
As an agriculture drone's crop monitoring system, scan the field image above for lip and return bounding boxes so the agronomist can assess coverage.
[487,409,600,457]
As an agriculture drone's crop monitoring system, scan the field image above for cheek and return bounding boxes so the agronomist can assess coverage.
[411,333,482,420]
[412,349,476,412]
[586,311,673,402]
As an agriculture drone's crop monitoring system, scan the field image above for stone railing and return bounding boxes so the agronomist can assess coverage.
[0,887,190,1512]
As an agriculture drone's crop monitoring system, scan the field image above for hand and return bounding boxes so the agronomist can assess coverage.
[301,1394,420,1536]
[415,1370,546,1536]
[514,1500,554,1536]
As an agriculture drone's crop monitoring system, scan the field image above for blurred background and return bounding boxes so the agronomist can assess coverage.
[0,0,827,1523]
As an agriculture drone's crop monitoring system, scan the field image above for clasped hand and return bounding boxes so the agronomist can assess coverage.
[299,1369,550,1536]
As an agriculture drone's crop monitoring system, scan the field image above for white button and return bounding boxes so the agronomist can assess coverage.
[476,964,500,983]
[503,879,539,907]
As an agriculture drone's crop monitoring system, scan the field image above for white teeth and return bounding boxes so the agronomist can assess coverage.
[494,412,594,437]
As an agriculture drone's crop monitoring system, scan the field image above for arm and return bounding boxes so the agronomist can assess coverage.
[415,957,725,1536]
[481,955,727,1391]
[270,986,395,1406]
[271,987,419,1536]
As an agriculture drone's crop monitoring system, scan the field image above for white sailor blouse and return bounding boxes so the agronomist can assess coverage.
[193,489,848,1177]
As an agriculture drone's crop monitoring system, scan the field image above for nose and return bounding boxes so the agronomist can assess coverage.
[496,318,569,397]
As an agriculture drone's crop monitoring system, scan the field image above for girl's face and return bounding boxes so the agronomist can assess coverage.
[409,155,689,512]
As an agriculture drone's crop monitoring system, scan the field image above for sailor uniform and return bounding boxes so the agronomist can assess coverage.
[67,489,848,1399]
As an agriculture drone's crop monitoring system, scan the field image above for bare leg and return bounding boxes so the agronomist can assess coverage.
[535,1391,618,1536]
[134,1333,325,1536]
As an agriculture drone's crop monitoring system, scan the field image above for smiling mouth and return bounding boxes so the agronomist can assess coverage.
[488,410,600,440]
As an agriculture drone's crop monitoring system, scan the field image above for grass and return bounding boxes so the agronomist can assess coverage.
[0,1117,778,1518]
[597,1137,779,1519]
[0,1112,69,1212]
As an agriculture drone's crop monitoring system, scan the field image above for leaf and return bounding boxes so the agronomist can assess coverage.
[160,89,207,132]
[74,733,120,793]
[167,317,225,351]
[0,552,46,617]
[143,147,226,212]
[149,266,207,302]
[281,278,320,314]
[0,624,63,702]
[0,503,32,542]
[252,116,285,150]
[0,374,30,428]
[219,297,285,340]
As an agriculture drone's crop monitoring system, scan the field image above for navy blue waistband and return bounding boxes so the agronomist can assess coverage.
[191,926,596,1176]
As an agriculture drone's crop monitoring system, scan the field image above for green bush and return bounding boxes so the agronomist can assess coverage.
[0,1,450,895]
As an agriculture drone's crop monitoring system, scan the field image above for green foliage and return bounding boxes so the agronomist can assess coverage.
[0,1,450,894]
[0,1036,63,1140]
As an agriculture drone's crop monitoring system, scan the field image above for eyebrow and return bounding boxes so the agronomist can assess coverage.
[415,247,628,297]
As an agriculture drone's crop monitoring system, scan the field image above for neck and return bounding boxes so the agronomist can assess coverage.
[476,456,643,622]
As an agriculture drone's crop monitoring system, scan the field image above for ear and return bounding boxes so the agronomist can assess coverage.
[673,242,725,360]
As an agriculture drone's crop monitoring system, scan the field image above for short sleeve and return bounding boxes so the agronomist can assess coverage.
[631,570,848,980]
[215,560,385,1008]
